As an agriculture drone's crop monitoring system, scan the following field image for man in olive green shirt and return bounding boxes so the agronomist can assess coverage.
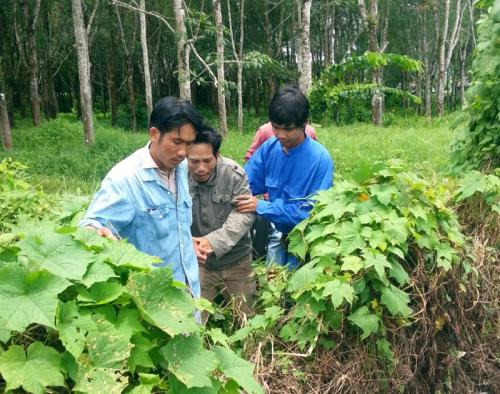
[188,128,255,322]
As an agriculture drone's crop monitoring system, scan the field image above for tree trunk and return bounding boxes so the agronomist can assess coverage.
[23,0,42,126]
[436,0,449,117]
[213,0,227,136]
[324,0,335,66]
[296,0,312,94]
[107,62,118,125]
[0,93,12,150]
[71,0,94,145]
[359,0,383,126]
[139,0,153,117]
[126,63,137,132]
[173,0,191,100]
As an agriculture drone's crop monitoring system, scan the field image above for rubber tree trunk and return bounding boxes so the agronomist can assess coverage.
[71,0,94,145]
[173,0,191,100]
[213,0,228,136]
[23,0,42,126]
[0,93,13,150]
[139,0,153,117]
[296,0,312,94]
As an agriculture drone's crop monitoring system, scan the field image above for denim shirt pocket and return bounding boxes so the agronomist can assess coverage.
[139,204,172,242]
[180,198,193,226]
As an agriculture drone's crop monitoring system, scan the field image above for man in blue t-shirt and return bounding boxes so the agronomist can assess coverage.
[234,85,334,267]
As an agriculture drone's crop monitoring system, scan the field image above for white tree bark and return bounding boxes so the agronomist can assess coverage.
[296,0,312,94]
[139,0,153,117]
[227,0,245,133]
[436,0,466,116]
[358,0,383,126]
[213,0,227,136]
[71,0,94,145]
[173,0,191,100]
[0,93,12,150]
[23,0,42,126]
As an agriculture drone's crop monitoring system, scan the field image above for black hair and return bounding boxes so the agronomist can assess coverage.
[149,96,206,136]
[268,84,309,127]
[194,127,223,156]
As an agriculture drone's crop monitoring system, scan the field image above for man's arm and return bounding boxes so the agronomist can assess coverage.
[237,155,333,234]
[80,178,135,236]
[244,128,266,161]
[203,171,255,260]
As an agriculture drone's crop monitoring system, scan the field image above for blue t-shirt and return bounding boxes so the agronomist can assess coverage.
[245,136,334,234]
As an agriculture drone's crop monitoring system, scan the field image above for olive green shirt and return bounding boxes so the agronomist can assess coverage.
[189,156,255,270]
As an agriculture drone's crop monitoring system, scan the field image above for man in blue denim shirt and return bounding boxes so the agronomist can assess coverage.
[81,97,209,297]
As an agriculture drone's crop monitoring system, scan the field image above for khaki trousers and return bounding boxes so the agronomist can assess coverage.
[199,254,255,323]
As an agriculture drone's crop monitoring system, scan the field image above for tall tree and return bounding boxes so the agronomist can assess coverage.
[139,0,153,117]
[71,0,94,145]
[213,0,228,136]
[0,58,12,149]
[436,0,467,116]
[358,0,385,126]
[296,0,313,94]
[227,0,245,133]
[173,0,191,100]
[115,6,137,132]
[16,0,42,126]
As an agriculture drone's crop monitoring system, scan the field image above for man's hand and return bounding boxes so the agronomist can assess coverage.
[234,194,258,213]
[85,226,119,241]
[192,237,213,264]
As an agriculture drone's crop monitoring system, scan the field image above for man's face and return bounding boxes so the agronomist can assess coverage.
[149,123,196,171]
[271,122,306,151]
[187,143,218,183]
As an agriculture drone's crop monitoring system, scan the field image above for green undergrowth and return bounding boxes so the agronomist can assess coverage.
[225,160,499,392]
[0,159,263,394]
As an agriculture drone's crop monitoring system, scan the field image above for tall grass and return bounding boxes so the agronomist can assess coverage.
[0,113,456,194]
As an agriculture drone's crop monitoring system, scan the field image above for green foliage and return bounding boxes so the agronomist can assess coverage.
[0,114,147,193]
[232,161,465,353]
[0,158,53,231]
[451,3,500,171]
[0,215,262,393]
[309,52,423,124]
[454,170,500,214]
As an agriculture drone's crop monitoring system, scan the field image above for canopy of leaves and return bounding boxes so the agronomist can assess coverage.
[451,2,500,171]
[309,52,422,123]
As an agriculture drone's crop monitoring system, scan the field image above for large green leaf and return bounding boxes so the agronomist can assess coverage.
[287,233,307,260]
[363,251,392,282]
[73,367,128,394]
[322,279,354,309]
[287,263,323,293]
[337,220,365,255]
[341,255,364,274]
[18,230,94,280]
[100,240,161,270]
[86,319,132,368]
[57,301,96,358]
[381,285,412,317]
[347,306,379,340]
[0,265,70,331]
[127,268,198,336]
[370,183,398,206]
[77,280,124,305]
[0,342,65,394]
[162,334,218,388]
[80,260,118,288]
[213,346,263,394]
